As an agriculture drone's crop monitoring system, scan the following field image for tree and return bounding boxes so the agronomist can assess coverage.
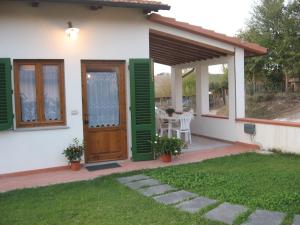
[239,0,300,93]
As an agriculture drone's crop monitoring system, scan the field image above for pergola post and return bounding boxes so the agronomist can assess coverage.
[171,66,183,112]
[234,48,245,118]
[196,64,209,115]
[228,56,236,120]
[227,48,245,120]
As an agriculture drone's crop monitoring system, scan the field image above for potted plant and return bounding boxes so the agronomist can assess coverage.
[151,135,185,163]
[165,108,175,117]
[63,138,84,171]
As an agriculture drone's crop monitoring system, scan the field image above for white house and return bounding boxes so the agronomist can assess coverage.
[1,0,297,176]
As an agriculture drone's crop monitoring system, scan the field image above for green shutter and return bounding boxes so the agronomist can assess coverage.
[129,59,155,161]
[0,58,13,131]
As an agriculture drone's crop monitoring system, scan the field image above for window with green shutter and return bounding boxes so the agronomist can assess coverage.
[0,58,13,131]
[129,59,155,161]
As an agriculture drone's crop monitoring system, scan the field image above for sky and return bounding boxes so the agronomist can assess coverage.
[154,0,257,75]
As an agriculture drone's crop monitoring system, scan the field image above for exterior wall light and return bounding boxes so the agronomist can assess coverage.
[65,22,79,40]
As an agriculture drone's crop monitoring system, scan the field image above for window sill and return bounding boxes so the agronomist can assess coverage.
[14,125,70,132]
[201,114,229,120]
[236,118,300,128]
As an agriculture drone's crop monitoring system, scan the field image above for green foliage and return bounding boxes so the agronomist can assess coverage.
[0,176,219,225]
[62,138,84,162]
[146,153,300,214]
[165,108,175,116]
[183,72,196,97]
[151,135,185,156]
[239,0,300,93]
[1,154,300,225]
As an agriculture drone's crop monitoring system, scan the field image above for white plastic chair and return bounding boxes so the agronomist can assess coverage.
[171,112,194,144]
[157,109,169,136]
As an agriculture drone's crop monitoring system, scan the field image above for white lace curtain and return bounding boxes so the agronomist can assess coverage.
[19,65,61,122]
[20,65,37,122]
[43,65,61,120]
[87,72,119,127]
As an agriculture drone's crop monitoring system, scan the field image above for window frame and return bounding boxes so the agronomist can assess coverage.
[14,59,66,128]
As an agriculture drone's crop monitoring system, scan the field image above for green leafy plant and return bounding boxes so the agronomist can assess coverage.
[165,108,175,116]
[63,138,84,162]
[151,135,185,156]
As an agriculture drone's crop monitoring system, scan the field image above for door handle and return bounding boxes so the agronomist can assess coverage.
[84,119,89,124]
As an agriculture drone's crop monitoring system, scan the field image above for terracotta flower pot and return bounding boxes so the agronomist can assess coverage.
[160,153,172,163]
[70,161,81,171]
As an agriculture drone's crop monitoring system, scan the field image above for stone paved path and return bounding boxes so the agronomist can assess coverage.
[117,174,149,184]
[293,215,300,225]
[139,184,175,197]
[124,178,160,190]
[117,174,292,225]
[154,190,197,205]
[176,197,217,213]
[204,202,248,225]
[241,209,286,225]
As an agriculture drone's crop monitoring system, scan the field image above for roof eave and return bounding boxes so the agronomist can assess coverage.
[149,13,268,56]
[18,0,171,11]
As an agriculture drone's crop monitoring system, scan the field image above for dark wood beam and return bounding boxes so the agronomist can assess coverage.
[150,29,233,55]
[89,5,103,10]
[31,1,40,7]
[151,53,197,65]
[150,43,215,59]
[150,35,225,57]
[150,40,221,58]
[151,51,196,62]
[150,55,183,65]
[150,47,207,61]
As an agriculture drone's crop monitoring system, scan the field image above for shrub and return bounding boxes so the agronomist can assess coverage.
[151,135,185,157]
[63,138,84,162]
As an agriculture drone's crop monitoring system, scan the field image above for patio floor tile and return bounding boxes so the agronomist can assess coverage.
[124,178,160,190]
[116,174,150,184]
[0,143,256,193]
[204,202,248,225]
[175,196,217,213]
[241,209,286,225]
[153,190,197,205]
[293,215,300,225]
[139,184,176,197]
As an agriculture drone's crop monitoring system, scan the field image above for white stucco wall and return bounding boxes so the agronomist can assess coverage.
[237,122,300,153]
[0,2,150,174]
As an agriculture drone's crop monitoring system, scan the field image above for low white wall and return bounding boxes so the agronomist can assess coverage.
[237,122,300,154]
[191,116,237,141]
[0,2,149,174]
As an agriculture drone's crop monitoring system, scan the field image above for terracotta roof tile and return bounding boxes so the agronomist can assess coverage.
[21,0,170,10]
[148,13,267,56]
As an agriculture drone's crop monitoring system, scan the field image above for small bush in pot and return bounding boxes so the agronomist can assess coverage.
[63,138,84,171]
[151,135,185,163]
[165,108,175,117]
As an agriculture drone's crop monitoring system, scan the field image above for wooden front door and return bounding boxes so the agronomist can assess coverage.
[81,60,127,163]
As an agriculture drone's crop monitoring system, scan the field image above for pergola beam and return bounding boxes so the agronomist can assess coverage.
[150,43,216,60]
[150,35,226,57]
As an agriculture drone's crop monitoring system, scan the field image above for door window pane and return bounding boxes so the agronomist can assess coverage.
[19,65,37,122]
[43,65,61,120]
[87,72,119,127]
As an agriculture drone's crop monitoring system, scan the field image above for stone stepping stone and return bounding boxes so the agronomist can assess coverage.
[154,190,197,205]
[175,196,217,213]
[117,174,150,184]
[139,184,176,197]
[241,209,285,225]
[124,179,160,190]
[293,215,300,225]
[204,202,248,225]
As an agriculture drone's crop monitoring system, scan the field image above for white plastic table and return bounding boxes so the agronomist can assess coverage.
[159,114,180,138]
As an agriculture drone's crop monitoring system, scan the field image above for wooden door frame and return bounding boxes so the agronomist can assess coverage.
[81,60,128,163]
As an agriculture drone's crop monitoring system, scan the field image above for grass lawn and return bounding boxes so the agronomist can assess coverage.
[1,153,300,225]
